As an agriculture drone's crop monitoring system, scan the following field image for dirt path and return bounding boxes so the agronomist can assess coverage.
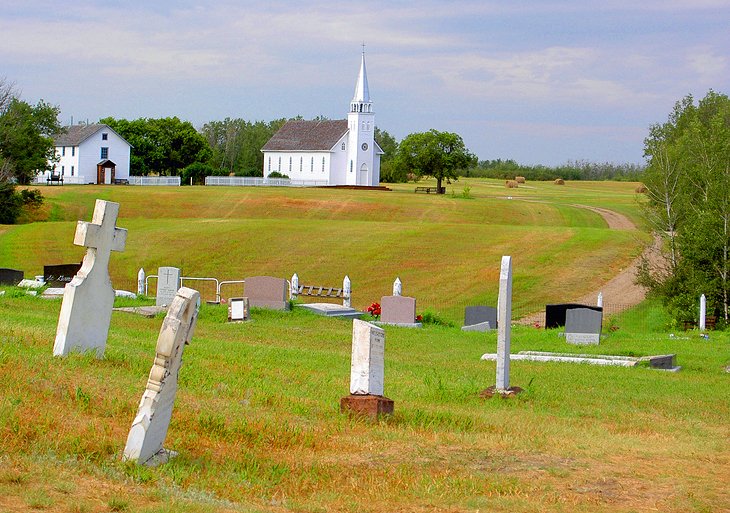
[519,204,663,323]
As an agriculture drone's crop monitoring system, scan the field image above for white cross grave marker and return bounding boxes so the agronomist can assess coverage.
[496,255,512,392]
[53,199,127,357]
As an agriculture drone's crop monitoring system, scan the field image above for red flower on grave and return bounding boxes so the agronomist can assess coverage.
[416,314,423,322]
[366,302,381,317]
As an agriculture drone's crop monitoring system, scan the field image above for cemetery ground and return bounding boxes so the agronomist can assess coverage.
[0,293,728,512]
[1,179,728,511]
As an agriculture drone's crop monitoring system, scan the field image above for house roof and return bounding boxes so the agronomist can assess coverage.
[261,120,349,152]
[53,123,130,147]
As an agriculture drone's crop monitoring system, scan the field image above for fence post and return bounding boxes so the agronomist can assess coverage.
[291,273,299,300]
[393,277,402,296]
[343,275,351,307]
[699,294,706,331]
[137,268,145,296]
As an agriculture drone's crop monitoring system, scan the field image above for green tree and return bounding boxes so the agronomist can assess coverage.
[374,127,403,182]
[101,117,212,176]
[0,97,60,184]
[395,129,477,192]
[642,91,730,323]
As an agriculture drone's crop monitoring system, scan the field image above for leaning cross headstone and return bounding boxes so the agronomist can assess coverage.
[0,268,24,286]
[228,297,250,322]
[481,256,521,397]
[53,199,127,358]
[564,307,603,345]
[123,287,200,466]
[379,295,421,327]
[244,276,289,310]
[156,267,181,307]
[462,305,497,332]
[340,319,393,420]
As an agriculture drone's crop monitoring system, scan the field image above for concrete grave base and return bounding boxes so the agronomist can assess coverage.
[340,394,394,420]
[114,306,167,318]
[140,448,178,467]
[296,302,363,319]
[479,385,523,398]
[375,321,423,328]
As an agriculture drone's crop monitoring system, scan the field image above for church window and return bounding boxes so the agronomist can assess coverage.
[102,133,108,140]
[278,156,281,170]
[300,156,303,172]
[62,147,65,156]
[61,165,65,175]
[289,157,292,173]
[268,157,271,172]
[350,161,353,173]
[71,166,74,176]
[322,157,325,172]
[341,142,346,151]
[311,157,314,172]
[72,147,75,156]
[101,147,108,159]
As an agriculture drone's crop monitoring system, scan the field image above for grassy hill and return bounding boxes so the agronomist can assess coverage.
[1,179,648,322]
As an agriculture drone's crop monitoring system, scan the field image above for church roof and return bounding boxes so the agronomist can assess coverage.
[53,123,130,147]
[261,120,349,152]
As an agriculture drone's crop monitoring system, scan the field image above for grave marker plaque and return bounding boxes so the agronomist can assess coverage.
[44,263,82,288]
[0,268,24,286]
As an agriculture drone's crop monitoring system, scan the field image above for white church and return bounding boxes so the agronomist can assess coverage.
[261,53,383,186]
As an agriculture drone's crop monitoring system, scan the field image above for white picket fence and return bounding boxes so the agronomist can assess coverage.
[205,176,329,187]
[128,176,181,186]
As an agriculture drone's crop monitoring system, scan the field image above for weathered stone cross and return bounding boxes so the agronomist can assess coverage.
[54,199,127,358]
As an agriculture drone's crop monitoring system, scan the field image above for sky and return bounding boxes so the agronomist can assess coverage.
[1,1,728,166]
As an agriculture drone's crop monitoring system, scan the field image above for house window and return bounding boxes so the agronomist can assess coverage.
[62,147,65,156]
[71,166,74,177]
[341,142,346,151]
[72,147,75,156]
[102,133,108,140]
[101,147,109,159]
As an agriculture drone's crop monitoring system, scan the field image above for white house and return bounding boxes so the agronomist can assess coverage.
[43,123,131,184]
[261,52,383,186]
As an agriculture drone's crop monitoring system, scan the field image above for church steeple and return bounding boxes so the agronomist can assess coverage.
[350,50,372,113]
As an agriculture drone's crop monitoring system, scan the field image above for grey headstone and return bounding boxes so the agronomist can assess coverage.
[244,276,289,310]
[350,319,385,396]
[461,321,491,332]
[0,268,24,286]
[565,307,602,345]
[156,267,181,307]
[545,303,602,329]
[380,295,416,324]
[123,287,200,466]
[464,305,497,329]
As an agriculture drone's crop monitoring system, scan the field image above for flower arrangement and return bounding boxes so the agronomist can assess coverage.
[366,302,381,318]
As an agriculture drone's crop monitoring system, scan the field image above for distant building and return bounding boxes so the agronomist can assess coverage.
[261,52,383,186]
[42,123,131,184]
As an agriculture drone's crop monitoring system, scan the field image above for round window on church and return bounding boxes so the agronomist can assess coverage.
[361,143,368,151]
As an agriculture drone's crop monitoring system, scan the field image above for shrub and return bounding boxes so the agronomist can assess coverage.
[181,162,217,185]
[267,171,289,179]
[0,181,22,224]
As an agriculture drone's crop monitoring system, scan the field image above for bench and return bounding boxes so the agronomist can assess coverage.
[415,186,445,194]
[113,178,130,185]
[47,173,63,186]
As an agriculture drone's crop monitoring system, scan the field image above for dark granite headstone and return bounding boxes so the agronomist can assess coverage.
[0,268,24,286]
[44,263,82,288]
[464,305,497,329]
[545,303,602,329]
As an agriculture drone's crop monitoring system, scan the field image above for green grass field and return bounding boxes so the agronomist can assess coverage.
[1,179,727,512]
[2,179,647,323]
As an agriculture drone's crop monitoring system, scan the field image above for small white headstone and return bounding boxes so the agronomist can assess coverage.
[699,294,706,331]
[350,319,386,396]
[156,267,181,307]
[392,277,402,297]
[291,273,299,300]
[597,292,603,308]
[496,256,512,392]
[228,297,249,322]
[123,287,200,466]
[137,268,145,296]
[53,199,127,358]
[343,275,351,307]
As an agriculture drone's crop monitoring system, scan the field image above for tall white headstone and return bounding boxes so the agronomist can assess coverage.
[123,287,200,466]
[343,275,351,307]
[597,292,603,308]
[393,277,402,297]
[53,199,127,358]
[137,268,145,296]
[496,256,512,392]
[699,294,706,331]
[156,267,181,307]
[350,319,386,396]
